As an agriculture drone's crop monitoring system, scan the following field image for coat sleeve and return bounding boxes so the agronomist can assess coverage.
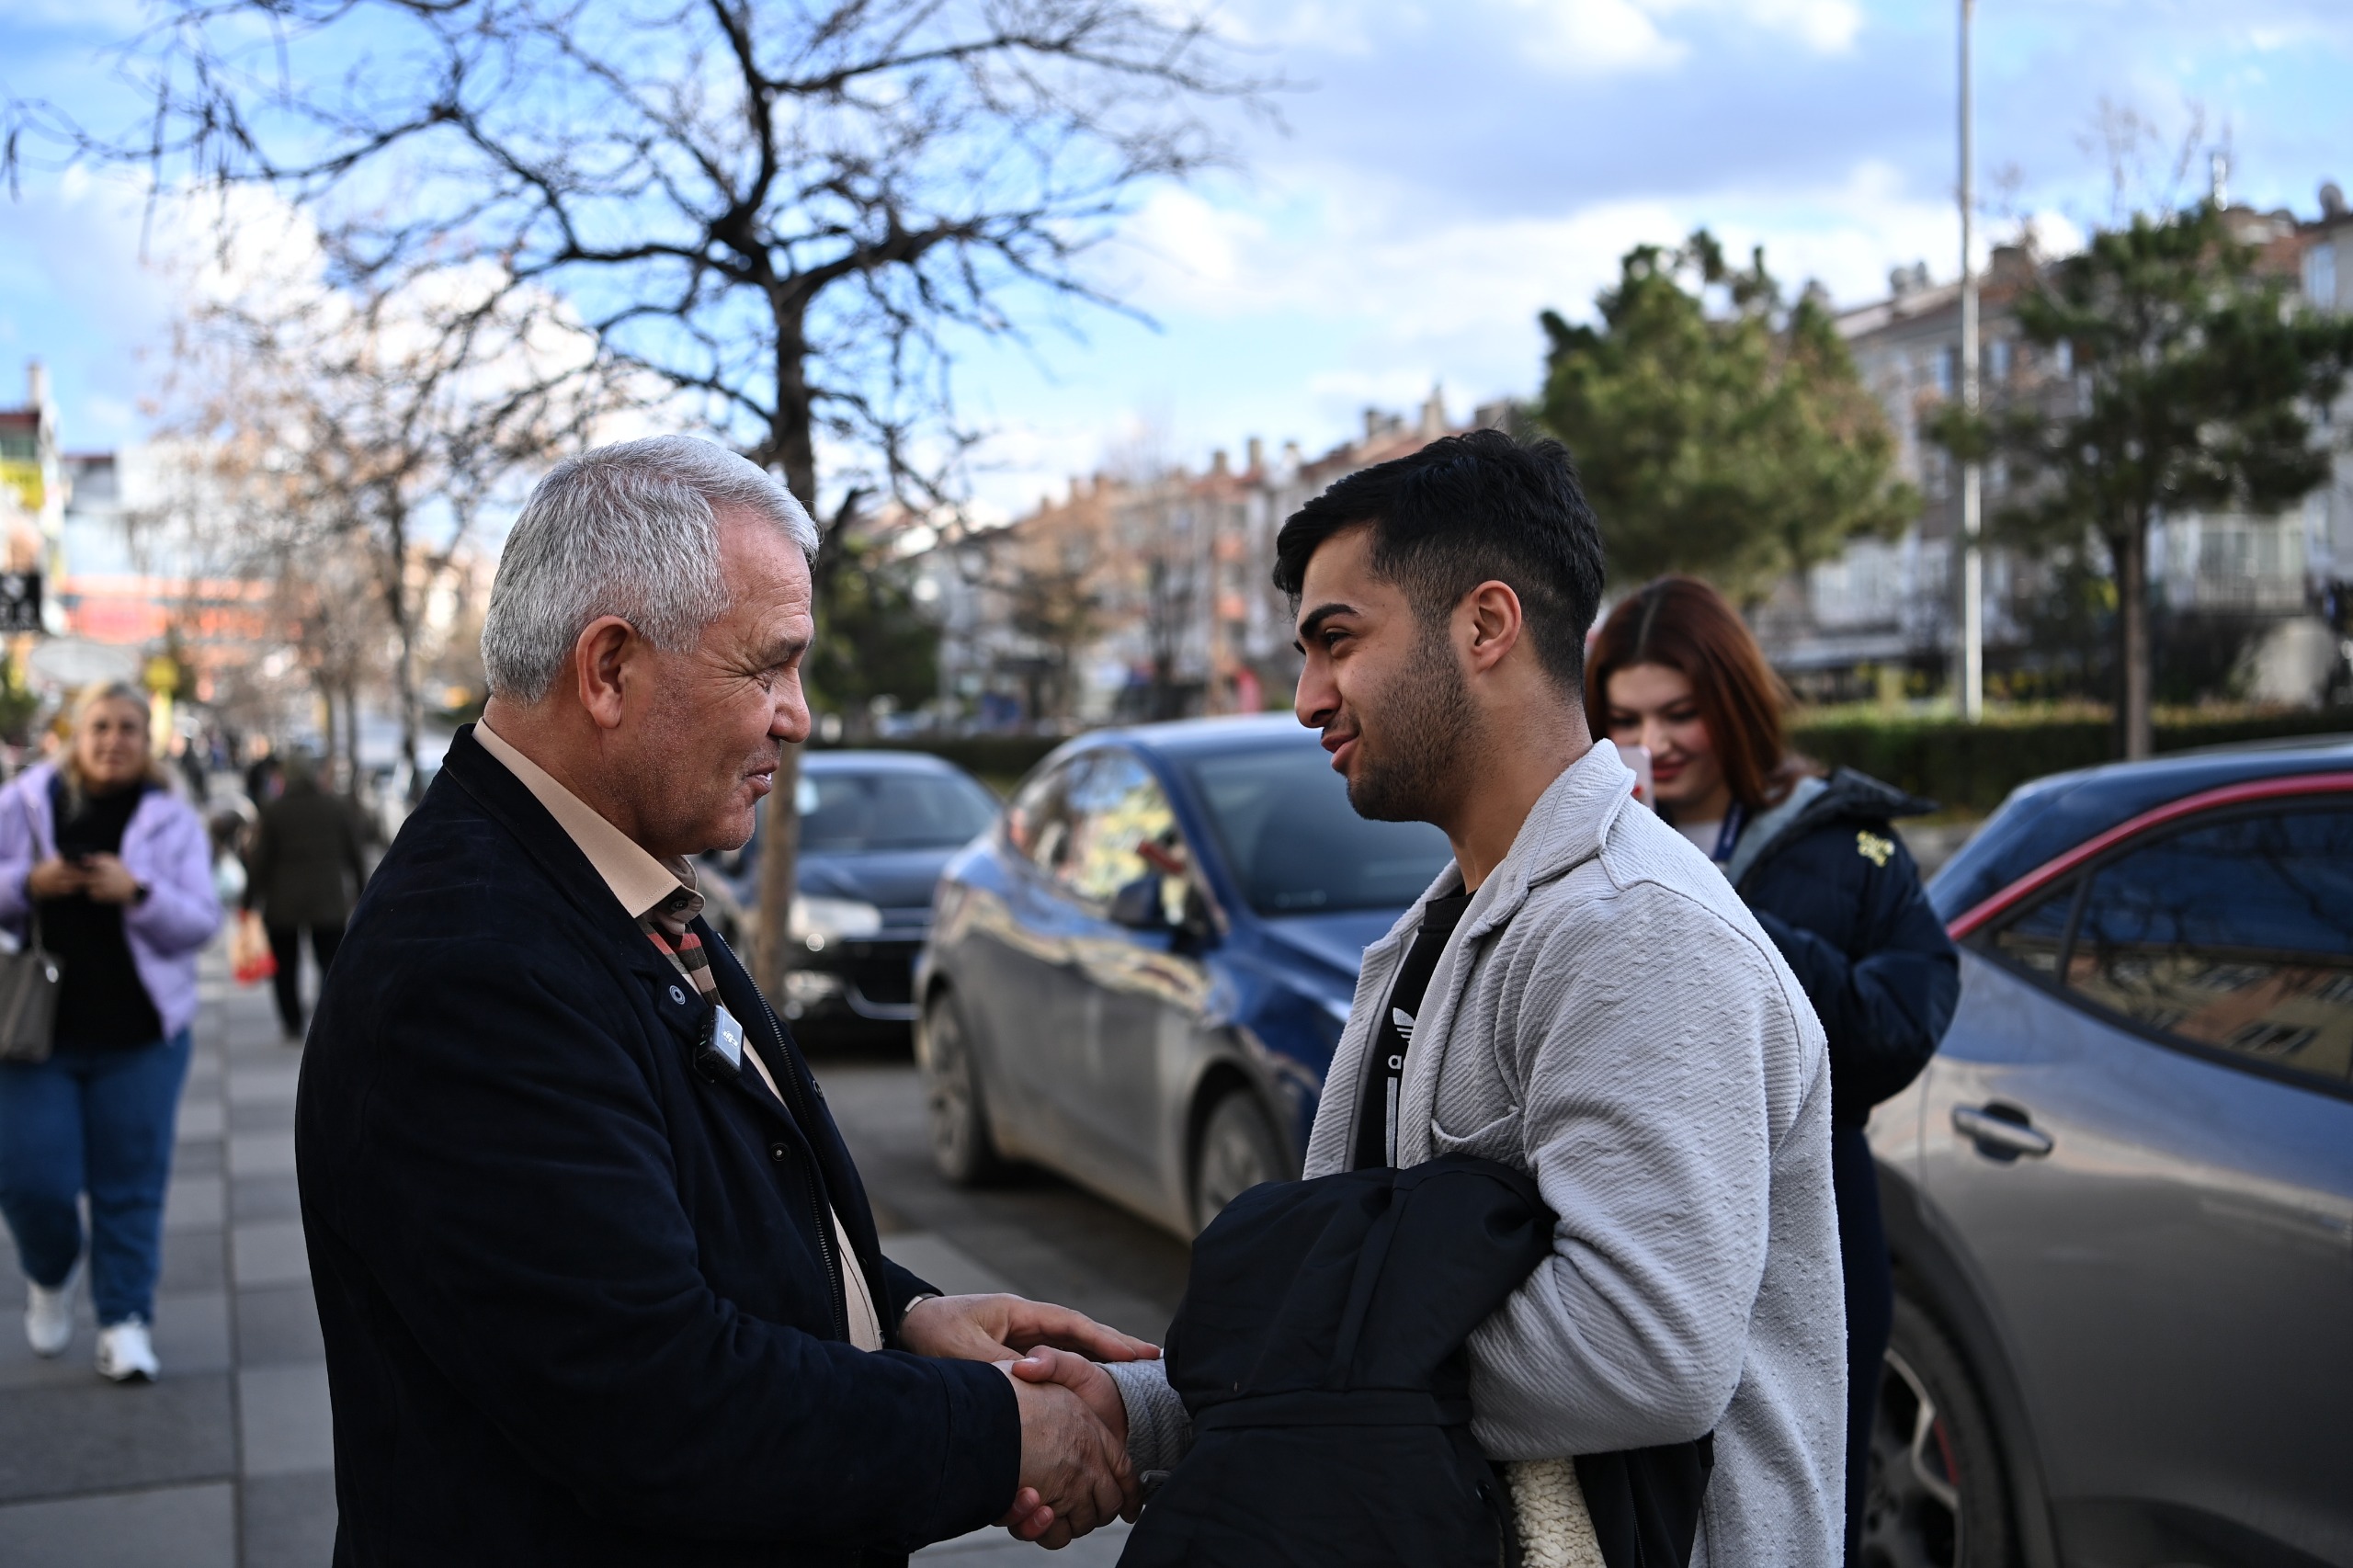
[304,947,1020,1551]
[0,778,38,928]
[1748,835,1959,1113]
[1464,886,1790,1458]
[242,805,274,915]
[123,801,223,956]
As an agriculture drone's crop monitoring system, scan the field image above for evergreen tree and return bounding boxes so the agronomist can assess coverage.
[1936,201,2353,756]
[1539,232,1915,604]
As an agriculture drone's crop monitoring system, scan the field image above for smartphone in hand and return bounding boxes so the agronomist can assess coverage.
[1614,742,1655,810]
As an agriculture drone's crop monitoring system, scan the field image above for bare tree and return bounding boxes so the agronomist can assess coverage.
[7,0,1263,999]
[153,230,630,792]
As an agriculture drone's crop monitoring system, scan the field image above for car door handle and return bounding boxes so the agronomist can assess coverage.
[1953,1103,2054,1160]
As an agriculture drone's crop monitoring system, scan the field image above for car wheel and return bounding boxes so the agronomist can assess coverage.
[1861,1290,2014,1568]
[920,991,1006,1186]
[1192,1088,1283,1233]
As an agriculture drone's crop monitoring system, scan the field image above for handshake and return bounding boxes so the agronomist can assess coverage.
[899,1292,1157,1550]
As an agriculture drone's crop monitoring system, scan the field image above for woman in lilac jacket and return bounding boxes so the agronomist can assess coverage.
[0,683,222,1382]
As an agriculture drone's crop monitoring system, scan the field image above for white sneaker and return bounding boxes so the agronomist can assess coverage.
[25,1259,80,1358]
[95,1317,159,1382]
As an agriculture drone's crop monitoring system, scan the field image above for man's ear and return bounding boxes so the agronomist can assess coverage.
[571,616,641,731]
[1461,581,1525,675]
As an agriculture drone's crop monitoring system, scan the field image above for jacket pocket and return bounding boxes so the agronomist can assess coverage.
[1427,1105,1522,1161]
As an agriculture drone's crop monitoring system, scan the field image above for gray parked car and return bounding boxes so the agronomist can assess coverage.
[1867,735,2353,1568]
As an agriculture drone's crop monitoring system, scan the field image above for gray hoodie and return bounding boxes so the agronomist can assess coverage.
[1112,742,1846,1565]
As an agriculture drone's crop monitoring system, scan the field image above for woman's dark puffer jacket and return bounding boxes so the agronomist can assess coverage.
[1730,768,1960,1128]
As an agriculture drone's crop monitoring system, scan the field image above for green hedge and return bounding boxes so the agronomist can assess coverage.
[1791,709,2352,815]
[810,733,1067,783]
[824,710,2353,817]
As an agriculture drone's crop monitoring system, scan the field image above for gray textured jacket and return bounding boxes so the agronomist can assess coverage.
[1113,742,1846,1565]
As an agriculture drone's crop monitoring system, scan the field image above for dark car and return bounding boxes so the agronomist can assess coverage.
[706,749,1000,1040]
[915,715,1452,1235]
[1864,734,2353,1568]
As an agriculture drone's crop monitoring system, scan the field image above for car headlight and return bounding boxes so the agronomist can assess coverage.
[789,895,883,951]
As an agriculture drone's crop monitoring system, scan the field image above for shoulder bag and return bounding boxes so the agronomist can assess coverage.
[0,788,63,1063]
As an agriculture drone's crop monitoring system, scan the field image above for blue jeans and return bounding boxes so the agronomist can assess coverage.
[0,1030,192,1325]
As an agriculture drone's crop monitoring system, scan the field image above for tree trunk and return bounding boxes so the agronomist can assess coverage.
[2116,517,2154,760]
[340,675,361,800]
[380,509,425,801]
[752,313,813,1012]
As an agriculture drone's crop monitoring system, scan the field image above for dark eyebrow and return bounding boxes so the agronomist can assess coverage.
[1293,601,1358,651]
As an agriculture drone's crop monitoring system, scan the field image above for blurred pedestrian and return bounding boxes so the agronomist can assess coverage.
[0,681,222,1381]
[244,751,368,1043]
[1588,576,1960,1566]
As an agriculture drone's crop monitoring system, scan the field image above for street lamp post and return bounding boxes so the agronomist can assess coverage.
[1958,0,1984,722]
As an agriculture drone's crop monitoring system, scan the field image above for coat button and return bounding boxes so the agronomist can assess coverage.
[769,1142,790,1162]
[669,985,687,1006]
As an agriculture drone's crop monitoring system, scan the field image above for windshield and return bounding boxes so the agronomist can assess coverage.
[1183,744,1451,915]
[795,769,1000,853]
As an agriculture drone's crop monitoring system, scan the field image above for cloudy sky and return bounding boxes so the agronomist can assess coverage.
[6,0,2351,520]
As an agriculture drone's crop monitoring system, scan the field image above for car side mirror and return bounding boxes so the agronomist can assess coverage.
[1108,875,1172,931]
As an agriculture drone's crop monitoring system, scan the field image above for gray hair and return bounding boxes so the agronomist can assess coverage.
[480,436,819,703]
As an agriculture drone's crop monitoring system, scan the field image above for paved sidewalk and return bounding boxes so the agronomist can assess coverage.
[0,950,1137,1566]
[0,950,331,1568]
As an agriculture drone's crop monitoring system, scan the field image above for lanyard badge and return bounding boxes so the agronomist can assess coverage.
[696,1000,747,1078]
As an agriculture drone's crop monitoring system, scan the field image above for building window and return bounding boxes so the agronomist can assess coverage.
[1988,338,2011,383]
[1931,346,1957,398]
[2306,243,2338,312]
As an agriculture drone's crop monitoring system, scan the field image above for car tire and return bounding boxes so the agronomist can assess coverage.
[1191,1088,1284,1233]
[920,991,1006,1186]
[1861,1289,2015,1568]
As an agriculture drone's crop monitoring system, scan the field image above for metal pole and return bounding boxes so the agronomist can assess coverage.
[1958,0,1984,721]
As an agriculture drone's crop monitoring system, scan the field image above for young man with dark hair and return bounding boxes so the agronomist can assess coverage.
[1079,430,1847,1562]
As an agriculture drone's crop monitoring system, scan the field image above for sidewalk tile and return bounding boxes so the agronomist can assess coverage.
[228,1176,301,1226]
[233,1287,324,1368]
[227,1099,296,1134]
[230,1223,308,1289]
[159,1230,228,1295]
[0,1373,235,1500]
[224,1066,301,1107]
[235,1363,333,1478]
[176,1101,225,1142]
[241,1471,338,1568]
[0,1480,235,1568]
[885,1234,1019,1298]
[165,1174,227,1234]
[227,1134,298,1180]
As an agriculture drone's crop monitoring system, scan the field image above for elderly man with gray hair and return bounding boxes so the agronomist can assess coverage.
[297,437,1150,1567]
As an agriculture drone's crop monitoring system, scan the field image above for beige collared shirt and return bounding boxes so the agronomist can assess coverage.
[475,721,886,1352]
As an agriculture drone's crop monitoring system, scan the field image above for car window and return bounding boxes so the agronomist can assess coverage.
[1006,759,1080,871]
[1182,744,1451,915]
[796,768,999,852]
[1056,752,1184,911]
[1984,875,2078,979]
[2066,805,2353,1086]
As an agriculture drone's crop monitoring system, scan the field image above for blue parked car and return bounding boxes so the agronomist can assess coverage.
[915,715,1451,1235]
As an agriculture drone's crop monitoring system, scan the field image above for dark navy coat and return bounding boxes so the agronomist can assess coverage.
[296,727,1017,1567]
[1733,769,1960,1130]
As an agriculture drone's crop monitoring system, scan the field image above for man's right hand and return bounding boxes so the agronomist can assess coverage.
[998,1362,1131,1548]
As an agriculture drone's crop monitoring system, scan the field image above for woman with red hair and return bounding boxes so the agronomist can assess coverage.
[1588,576,1960,1566]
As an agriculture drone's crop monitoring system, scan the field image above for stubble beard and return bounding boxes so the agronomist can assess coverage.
[1344,625,1472,824]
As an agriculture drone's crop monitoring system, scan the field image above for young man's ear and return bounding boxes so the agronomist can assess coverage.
[1461,581,1525,675]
